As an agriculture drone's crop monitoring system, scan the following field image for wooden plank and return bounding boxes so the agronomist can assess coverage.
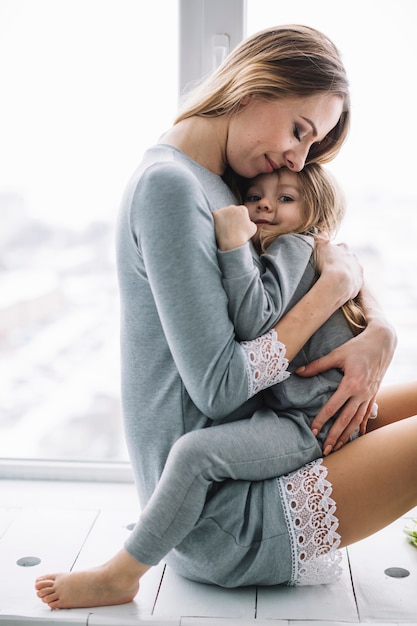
[71,508,139,568]
[0,615,88,625]
[181,617,286,626]
[256,549,359,622]
[0,507,97,622]
[88,614,180,626]
[0,508,19,539]
[152,566,256,620]
[348,509,417,623]
[87,604,178,626]
[292,623,405,626]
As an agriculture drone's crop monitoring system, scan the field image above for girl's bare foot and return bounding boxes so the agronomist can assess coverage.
[35,548,149,609]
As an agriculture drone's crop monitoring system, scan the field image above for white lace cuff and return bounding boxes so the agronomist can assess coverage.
[240,329,290,398]
[277,458,343,586]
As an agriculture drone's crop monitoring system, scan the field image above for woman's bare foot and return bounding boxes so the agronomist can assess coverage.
[35,548,149,609]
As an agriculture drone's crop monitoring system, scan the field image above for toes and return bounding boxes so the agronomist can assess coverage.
[36,582,57,600]
[35,579,54,592]
[35,574,55,583]
[47,598,62,609]
[37,588,55,600]
[38,590,59,605]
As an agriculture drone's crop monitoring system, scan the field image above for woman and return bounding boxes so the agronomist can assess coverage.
[35,25,408,609]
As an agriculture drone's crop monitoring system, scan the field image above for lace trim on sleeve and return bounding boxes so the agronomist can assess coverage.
[240,329,290,398]
[277,458,343,586]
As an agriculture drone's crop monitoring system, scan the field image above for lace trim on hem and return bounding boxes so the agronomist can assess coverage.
[277,458,343,586]
[241,329,290,398]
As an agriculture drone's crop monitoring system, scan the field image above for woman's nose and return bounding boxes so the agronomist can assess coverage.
[284,145,309,172]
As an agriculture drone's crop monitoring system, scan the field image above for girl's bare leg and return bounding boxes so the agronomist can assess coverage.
[324,414,417,547]
[35,548,149,609]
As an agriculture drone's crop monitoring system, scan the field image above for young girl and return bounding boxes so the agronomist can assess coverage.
[215,164,370,451]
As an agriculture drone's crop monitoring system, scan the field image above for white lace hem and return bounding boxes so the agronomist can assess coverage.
[277,458,343,586]
[240,329,290,398]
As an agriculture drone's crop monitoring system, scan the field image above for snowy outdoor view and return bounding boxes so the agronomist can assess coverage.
[0,0,416,462]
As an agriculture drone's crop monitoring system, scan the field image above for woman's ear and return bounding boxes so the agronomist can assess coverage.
[240,94,252,106]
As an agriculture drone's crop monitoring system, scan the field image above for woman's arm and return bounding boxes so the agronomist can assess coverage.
[298,282,397,452]
[273,240,365,361]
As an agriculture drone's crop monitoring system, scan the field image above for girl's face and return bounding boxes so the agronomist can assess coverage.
[226,94,343,179]
[244,170,305,237]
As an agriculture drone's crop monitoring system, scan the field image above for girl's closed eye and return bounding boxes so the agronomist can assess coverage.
[293,125,301,142]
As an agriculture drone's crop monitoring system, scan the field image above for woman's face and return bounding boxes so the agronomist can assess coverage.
[226,94,343,179]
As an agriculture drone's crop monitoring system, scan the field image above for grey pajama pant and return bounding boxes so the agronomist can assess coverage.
[125,407,322,566]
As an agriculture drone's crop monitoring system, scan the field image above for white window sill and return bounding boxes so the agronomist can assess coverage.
[0,459,134,483]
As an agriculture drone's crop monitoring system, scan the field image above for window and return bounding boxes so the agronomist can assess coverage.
[0,0,178,464]
[1,0,415,471]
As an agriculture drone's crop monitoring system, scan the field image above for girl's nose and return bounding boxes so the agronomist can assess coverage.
[256,197,272,212]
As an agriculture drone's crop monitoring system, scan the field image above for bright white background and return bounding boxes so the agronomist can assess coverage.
[0,0,415,461]
[0,0,178,228]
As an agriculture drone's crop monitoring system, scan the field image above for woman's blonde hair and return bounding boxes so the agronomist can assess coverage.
[240,164,367,335]
[176,24,350,164]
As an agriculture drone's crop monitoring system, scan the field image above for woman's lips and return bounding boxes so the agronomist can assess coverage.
[265,156,279,171]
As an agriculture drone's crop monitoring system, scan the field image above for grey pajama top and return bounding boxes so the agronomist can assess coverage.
[116,144,354,587]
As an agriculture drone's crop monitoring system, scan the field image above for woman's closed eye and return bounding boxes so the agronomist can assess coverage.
[293,125,301,142]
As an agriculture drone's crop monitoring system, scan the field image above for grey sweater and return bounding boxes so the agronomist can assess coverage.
[116,144,354,587]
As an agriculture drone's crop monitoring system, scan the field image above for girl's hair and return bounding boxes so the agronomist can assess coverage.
[176,24,350,164]
[239,164,367,335]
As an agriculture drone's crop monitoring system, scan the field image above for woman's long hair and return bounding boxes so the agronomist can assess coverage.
[176,24,350,164]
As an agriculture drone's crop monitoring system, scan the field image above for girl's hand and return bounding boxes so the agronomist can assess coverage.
[213,205,257,251]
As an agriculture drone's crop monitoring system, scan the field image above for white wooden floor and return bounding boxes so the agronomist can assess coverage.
[0,478,416,626]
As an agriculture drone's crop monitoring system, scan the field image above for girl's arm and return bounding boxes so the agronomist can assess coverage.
[214,204,315,339]
[214,200,395,444]
[213,203,365,361]
[214,205,395,449]
[218,236,315,339]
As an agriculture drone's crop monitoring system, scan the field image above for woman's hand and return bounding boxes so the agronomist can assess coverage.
[314,238,363,304]
[213,205,257,251]
[297,284,397,455]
